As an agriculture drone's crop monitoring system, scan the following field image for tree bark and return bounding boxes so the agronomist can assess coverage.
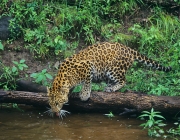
[0,90,180,115]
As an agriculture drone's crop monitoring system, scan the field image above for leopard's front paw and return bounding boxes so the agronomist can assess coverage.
[79,92,90,101]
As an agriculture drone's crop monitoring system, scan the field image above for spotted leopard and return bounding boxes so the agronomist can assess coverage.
[47,42,171,117]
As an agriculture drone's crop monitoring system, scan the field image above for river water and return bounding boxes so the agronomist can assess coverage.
[0,107,167,140]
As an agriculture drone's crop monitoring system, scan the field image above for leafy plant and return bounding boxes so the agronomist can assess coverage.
[12,59,28,75]
[138,108,166,137]
[139,109,180,139]
[125,7,180,96]
[30,69,53,86]
[149,84,169,96]
[0,59,28,90]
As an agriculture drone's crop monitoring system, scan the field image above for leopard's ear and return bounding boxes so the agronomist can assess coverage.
[47,87,50,96]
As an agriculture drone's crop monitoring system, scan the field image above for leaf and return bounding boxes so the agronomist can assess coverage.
[20,59,25,63]
[54,37,59,44]
[155,120,163,123]
[43,81,48,86]
[138,114,149,118]
[139,123,146,127]
[154,126,161,130]
[151,108,154,113]
[0,41,4,50]
[158,123,166,127]
[153,110,161,114]
[36,75,44,83]
[41,69,47,73]
[30,73,37,78]
[12,66,17,73]
[22,64,28,68]
[147,120,153,127]
[159,129,165,134]
[141,111,150,114]
[154,114,166,120]
[174,122,179,125]
[12,61,19,65]
[155,133,161,137]
[45,73,53,79]
[19,66,23,71]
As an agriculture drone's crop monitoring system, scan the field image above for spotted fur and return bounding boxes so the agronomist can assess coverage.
[47,42,171,115]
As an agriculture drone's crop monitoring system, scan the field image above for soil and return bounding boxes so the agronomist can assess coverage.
[0,39,60,83]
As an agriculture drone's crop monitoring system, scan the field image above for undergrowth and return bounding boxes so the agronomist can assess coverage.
[123,7,180,96]
[0,0,179,96]
[0,59,28,90]
[139,108,180,139]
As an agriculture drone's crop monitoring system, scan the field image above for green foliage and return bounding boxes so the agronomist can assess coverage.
[139,108,180,139]
[125,8,180,96]
[129,7,180,62]
[12,103,24,112]
[0,59,28,90]
[1,0,142,58]
[0,41,4,50]
[30,69,53,86]
[1,0,179,96]
[92,82,107,91]
[72,82,106,93]
[24,26,69,58]
[1,103,24,112]
[12,59,28,74]
[167,122,180,138]
[174,0,180,5]
[104,111,115,118]
[139,108,166,137]
[72,85,82,93]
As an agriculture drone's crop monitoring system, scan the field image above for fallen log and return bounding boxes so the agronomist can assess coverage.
[0,90,180,115]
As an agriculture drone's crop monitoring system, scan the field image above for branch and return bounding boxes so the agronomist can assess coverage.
[0,90,180,115]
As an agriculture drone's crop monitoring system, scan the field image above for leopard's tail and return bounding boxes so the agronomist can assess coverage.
[133,50,172,72]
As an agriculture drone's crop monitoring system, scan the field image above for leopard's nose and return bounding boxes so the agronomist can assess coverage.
[56,112,59,116]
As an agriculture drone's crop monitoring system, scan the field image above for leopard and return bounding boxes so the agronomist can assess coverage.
[47,42,171,117]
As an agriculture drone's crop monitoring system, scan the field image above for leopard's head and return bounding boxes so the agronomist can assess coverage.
[47,86,69,116]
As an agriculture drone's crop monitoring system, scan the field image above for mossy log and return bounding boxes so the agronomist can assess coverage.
[0,89,180,115]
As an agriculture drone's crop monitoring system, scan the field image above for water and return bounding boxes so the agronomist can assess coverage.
[0,107,165,140]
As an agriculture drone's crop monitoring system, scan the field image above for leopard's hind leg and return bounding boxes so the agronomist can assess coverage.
[104,75,126,92]
[104,58,132,92]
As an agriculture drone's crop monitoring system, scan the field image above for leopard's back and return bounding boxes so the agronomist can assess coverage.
[68,42,171,73]
[56,42,171,90]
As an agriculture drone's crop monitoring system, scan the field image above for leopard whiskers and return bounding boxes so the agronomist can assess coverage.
[44,107,54,117]
[44,108,70,119]
[58,110,71,119]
